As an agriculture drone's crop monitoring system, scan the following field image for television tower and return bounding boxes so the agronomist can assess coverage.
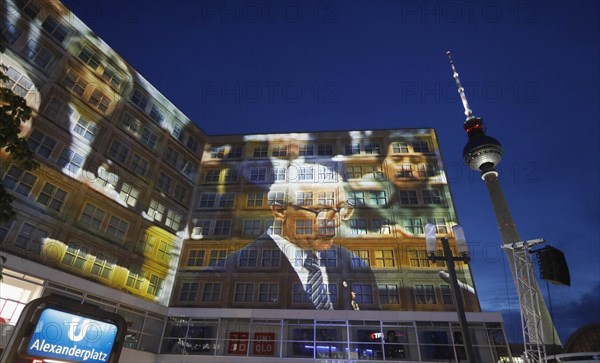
[446,51,560,358]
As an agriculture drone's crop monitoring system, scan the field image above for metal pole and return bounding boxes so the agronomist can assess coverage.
[441,237,477,363]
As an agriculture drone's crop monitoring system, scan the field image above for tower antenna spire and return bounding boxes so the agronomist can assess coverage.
[446,50,474,119]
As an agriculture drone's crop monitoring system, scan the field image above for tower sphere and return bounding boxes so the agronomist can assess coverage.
[463,135,503,172]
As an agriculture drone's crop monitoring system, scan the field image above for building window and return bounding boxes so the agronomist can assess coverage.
[213,220,231,236]
[266,219,281,234]
[62,244,88,270]
[247,192,264,207]
[249,167,267,182]
[106,216,128,241]
[210,146,225,158]
[90,254,115,279]
[130,154,150,178]
[368,191,387,205]
[101,65,123,88]
[317,143,334,156]
[156,241,172,261]
[296,192,313,206]
[298,166,314,181]
[73,117,98,141]
[427,218,448,234]
[27,129,56,159]
[441,285,453,304]
[372,219,390,234]
[347,191,365,206]
[223,169,239,183]
[243,220,262,237]
[3,165,37,196]
[126,268,144,290]
[79,203,106,230]
[418,163,438,178]
[396,164,413,178]
[352,284,374,304]
[318,165,337,181]
[272,167,286,181]
[267,192,285,206]
[422,189,443,205]
[44,97,74,126]
[346,166,362,179]
[345,143,360,155]
[0,220,13,241]
[261,250,281,268]
[171,122,185,142]
[156,172,172,193]
[147,199,165,221]
[404,218,424,234]
[88,89,111,113]
[173,184,187,203]
[392,141,409,153]
[317,219,335,236]
[94,167,117,190]
[399,190,419,205]
[208,250,226,266]
[258,283,278,303]
[272,145,287,157]
[351,250,370,268]
[107,139,130,164]
[203,169,220,183]
[119,183,139,207]
[238,250,258,267]
[36,183,67,212]
[299,144,313,156]
[374,250,395,268]
[130,88,149,110]
[149,105,165,124]
[78,46,101,70]
[15,223,48,254]
[147,274,164,296]
[319,249,337,268]
[23,39,54,69]
[349,219,367,234]
[218,192,236,208]
[141,127,159,150]
[409,250,433,268]
[202,283,221,302]
[186,136,199,153]
[292,283,311,304]
[16,0,41,19]
[198,193,217,208]
[253,144,268,158]
[186,250,205,267]
[234,283,254,303]
[228,145,243,158]
[165,146,180,168]
[412,140,430,153]
[295,220,312,235]
[63,70,87,97]
[317,192,335,206]
[364,142,381,154]
[378,284,400,304]
[1,20,23,45]
[179,282,199,302]
[415,284,436,304]
[4,67,34,97]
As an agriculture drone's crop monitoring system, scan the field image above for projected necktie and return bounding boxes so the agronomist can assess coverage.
[304,251,332,310]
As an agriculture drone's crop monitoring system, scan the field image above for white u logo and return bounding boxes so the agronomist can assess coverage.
[68,317,90,342]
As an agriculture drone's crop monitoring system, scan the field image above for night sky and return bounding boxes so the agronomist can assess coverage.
[61,0,599,343]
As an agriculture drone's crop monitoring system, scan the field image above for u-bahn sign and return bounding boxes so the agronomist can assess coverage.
[0,296,126,363]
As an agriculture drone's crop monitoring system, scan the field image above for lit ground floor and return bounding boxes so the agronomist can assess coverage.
[1,252,511,362]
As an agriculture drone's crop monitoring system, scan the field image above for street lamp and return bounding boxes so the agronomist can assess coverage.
[425,223,477,363]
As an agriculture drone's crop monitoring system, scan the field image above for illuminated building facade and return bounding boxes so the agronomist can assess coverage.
[0,1,511,361]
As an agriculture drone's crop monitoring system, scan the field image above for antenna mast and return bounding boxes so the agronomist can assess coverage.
[446,51,474,119]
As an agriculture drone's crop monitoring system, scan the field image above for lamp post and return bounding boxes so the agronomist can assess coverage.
[425,223,477,363]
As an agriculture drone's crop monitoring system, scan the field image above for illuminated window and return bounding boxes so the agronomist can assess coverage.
[23,39,54,69]
[364,142,381,154]
[296,192,313,206]
[295,220,312,235]
[156,172,172,193]
[427,218,448,234]
[198,193,216,208]
[347,191,365,206]
[414,284,436,304]
[299,144,313,156]
[319,249,337,267]
[392,141,409,153]
[106,216,129,241]
[62,243,88,270]
[239,250,258,267]
[78,46,101,70]
[372,219,391,234]
[318,165,337,181]
[208,250,226,266]
[317,219,335,235]
[378,284,400,304]
[266,220,282,235]
[210,146,225,158]
[147,274,164,296]
[349,219,367,234]
[404,218,424,234]
[63,70,88,97]
[130,88,149,110]
[213,220,231,236]
[352,284,374,304]
[88,90,110,113]
[243,220,262,237]
[142,235,156,255]
[261,250,281,268]
[101,65,123,88]
[107,139,130,163]
[247,192,264,207]
[272,167,286,181]
[267,192,285,206]
[366,165,384,179]
[3,165,37,196]
[4,67,33,97]
[91,254,115,279]
[36,182,67,212]
[396,164,413,178]
[202,283,221,302]
[317,192,335,206]
[73,116,98,141]
[253,144,268,158]
[422,189,443,205]
[179,282,199,302]
[258,283,278,303]
[418,163,438,178]
[218,192,236,208]
[351,250,370,268]
[1,20,22,45]
[57,148,85,176]
[412,140,430,153]
[165,210,182,230]
[368,191,387,205]
[374,250,395,268]
[95,167,117,190]
[272,145,287,157]
[126,267,145,290]
[298,166,314,181]
[27,129,56,159]
[293,250,305,267]
[234,283,254,303]
[119,183,139,207]
[15,223,48,254]
[441,285,453,304]
[147,199,165,221]
[409,250,445,268]
[79,203,106,230]
[186,250,205,267]
[130,154,150,178]
[400,190,418,205]
[344,143,360,155]
[156,241,173,261]
[317,143,334,156]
